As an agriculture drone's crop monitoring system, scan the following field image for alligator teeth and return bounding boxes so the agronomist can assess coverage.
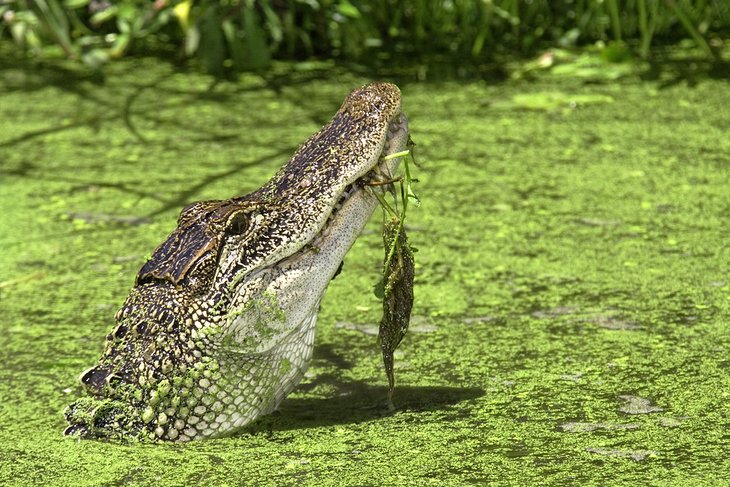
[326,183,357,225]
[309,111,406,252]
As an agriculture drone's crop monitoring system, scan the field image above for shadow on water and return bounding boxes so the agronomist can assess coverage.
[0,50,340,140]
[0,141,296,247]
[639,48,730,88]
[245,383,485,434]
[237,340,485,433]
[0,55,307,235]
[0,54,343,231]
[0,69,251,150]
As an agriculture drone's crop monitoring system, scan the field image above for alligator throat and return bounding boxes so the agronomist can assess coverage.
[64,82,409,441]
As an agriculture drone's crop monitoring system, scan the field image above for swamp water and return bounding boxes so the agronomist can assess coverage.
[0,58,729,485]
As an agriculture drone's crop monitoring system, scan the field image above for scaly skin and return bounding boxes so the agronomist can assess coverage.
[64,82,410,441]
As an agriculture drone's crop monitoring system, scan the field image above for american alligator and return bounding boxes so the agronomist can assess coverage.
[64,82,409,441]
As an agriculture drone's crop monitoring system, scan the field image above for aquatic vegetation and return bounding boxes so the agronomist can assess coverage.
[371,143,419,408]
[1,58,729,483]
[1,0,725,73]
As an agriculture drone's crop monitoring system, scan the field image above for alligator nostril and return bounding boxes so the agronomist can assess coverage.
[113,323,128,339]
[79,365,111,394]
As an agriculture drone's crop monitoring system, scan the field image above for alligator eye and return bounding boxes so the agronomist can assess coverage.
[226,212,249,236]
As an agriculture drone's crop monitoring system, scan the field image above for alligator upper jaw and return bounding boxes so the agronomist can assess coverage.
[308,112,409,247]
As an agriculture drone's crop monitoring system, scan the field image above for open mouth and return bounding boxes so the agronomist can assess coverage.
[320,112,410,235]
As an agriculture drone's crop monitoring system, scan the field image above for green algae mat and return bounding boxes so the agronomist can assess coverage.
[1,58,729,485]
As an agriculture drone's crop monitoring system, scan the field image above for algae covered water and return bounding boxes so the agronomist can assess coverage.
[1,58,729,485]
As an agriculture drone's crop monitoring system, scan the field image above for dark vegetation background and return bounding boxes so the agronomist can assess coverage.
[1,0,728,76]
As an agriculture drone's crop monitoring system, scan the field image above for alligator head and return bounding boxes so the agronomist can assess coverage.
[64,82,409,441]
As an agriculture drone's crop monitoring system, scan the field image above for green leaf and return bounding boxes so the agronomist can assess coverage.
[184,25,200,56]
[116,3,137,22]
[337,0,361,19]
[10,22,28,46]
[407,185,421,207]
[238,3,271,70]
[81,48,109,69]
[63,0,90,9]
[109,32,130,57]
[118,18,130,34]
[260,1,283,44]
[90,5,118,26]
[198,6,225,76]
[222,19,246,69]
[30,0,75,56]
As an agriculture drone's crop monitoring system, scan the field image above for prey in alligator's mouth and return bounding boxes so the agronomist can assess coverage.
[64,82,410,442]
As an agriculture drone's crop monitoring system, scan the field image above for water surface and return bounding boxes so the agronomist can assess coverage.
[1,58,729,485]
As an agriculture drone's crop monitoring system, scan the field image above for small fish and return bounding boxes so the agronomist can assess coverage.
[378,217,415,410]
